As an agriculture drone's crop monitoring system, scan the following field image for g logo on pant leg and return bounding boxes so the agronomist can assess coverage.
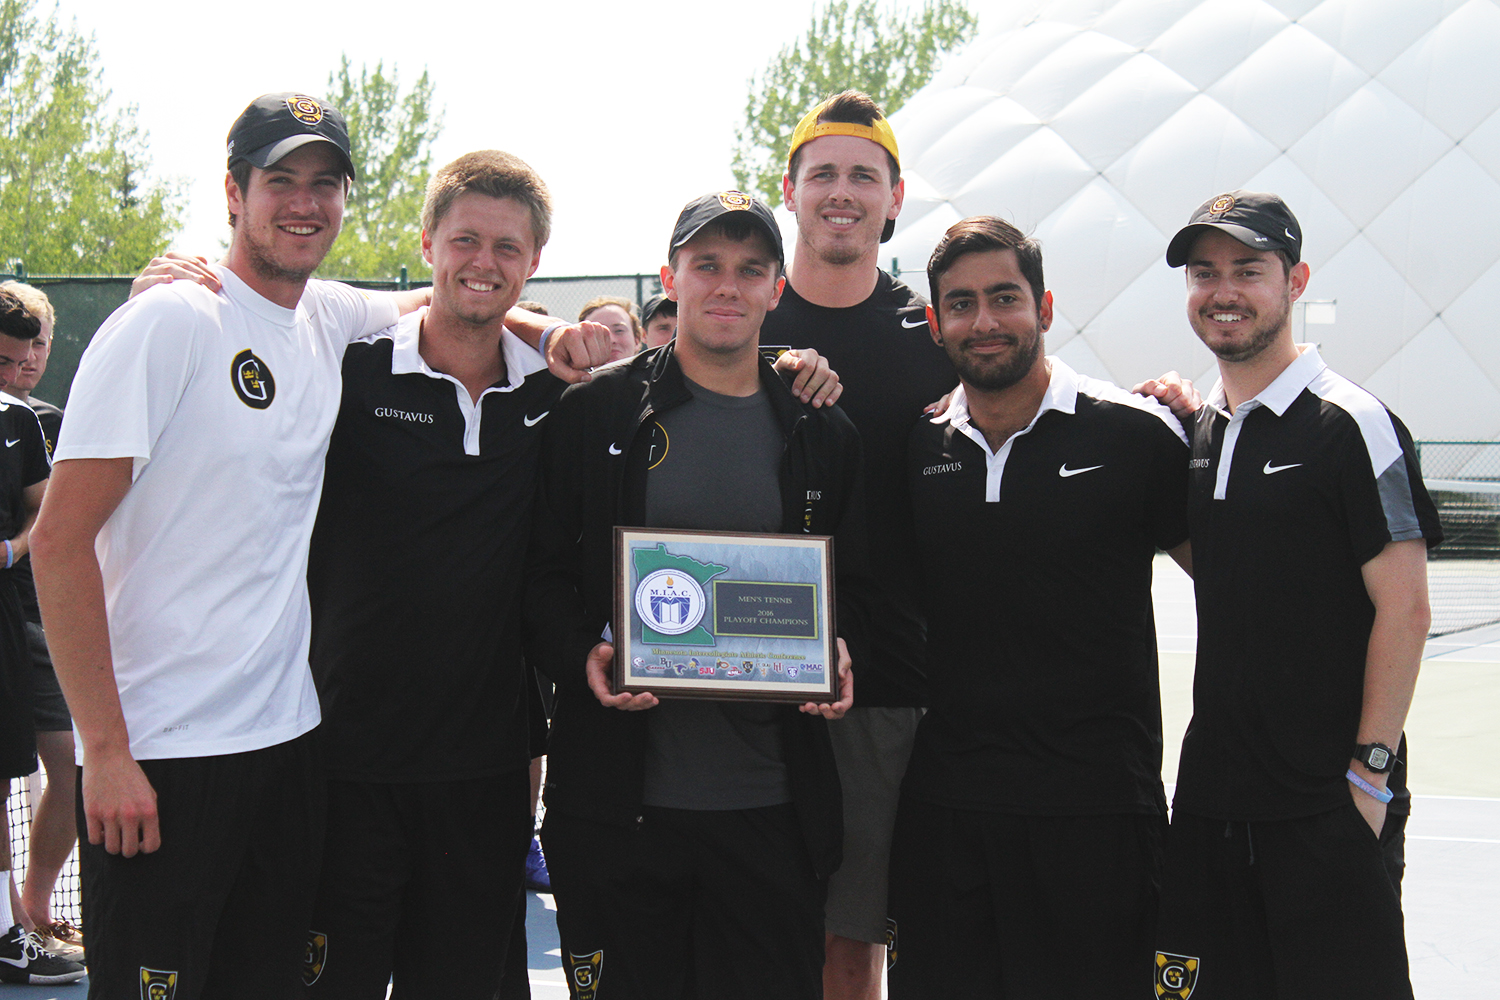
[302,931,328,986]
[567,950,603,999]
[1155,952,1199,999]
[140,967,178,1000]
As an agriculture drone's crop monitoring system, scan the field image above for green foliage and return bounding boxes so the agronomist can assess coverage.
[733,0,977,203]
[0,0,183,274]
[318,55,443,281]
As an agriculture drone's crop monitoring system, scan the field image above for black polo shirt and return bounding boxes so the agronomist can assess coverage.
[761,271,955,706]
[308,311,562,782]
[1176,346,1441,822]
[903,359,1189,815]
[11,397,61,620]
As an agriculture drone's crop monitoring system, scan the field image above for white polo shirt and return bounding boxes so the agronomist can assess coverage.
[56,267,398,761]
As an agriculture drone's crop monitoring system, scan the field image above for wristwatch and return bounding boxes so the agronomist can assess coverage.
[1353,742,1396,774]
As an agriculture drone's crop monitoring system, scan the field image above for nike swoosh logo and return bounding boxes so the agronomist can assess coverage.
[523,411,549,427]
[608,443,622,456]
[4,439,18,448]
[0,955,28,967]
[901,316,927,329]
[1285,227,1297,240]
[1263,462,1303,474]
[1059,464,1103,478]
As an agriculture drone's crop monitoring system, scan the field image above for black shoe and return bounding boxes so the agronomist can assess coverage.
[0,923,86,985]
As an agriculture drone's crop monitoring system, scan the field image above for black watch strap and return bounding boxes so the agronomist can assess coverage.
[1354,742,1395,774]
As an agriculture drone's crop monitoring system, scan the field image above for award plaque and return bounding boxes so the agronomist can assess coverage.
[612,526,837,702]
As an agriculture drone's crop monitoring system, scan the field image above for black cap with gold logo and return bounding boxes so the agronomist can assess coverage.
[226,92,355,180]
[668,191,784,266]
[1165,190,1302,267]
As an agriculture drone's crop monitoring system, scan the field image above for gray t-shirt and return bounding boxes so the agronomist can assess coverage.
[641,376,791,810]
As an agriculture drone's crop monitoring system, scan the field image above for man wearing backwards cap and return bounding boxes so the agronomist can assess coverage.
[766,90,955,999]
[1153,191,1440,999]
[525,190,872,999]
[29,93,436,999]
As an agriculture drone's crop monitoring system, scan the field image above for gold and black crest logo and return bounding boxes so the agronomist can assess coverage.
[1155,951,1200,999]
[567,949,604,1000]
[717,191,753,212]
[286,95,324,125]
[302,931,328,986]
[885,917,899,970]
[140,967,178,1000]
[231,349,276,409]
[1208,194,1235,216]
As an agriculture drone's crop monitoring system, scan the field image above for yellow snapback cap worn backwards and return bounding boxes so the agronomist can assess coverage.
[787,103,901,169]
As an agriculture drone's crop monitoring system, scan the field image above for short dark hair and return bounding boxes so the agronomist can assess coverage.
[0,290,40,343]
[667,214,783,277]
[927,216,1045,309]
[787,90,900,188]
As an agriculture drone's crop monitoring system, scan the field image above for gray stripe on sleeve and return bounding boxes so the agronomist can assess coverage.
[1376,452,1424,542]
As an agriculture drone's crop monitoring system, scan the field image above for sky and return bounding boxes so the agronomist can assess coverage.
[63,0,969,278]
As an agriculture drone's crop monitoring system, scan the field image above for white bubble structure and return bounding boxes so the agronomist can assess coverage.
[885,0,1500,442]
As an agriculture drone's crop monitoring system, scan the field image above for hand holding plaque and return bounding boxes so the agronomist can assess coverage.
[612,527,839,703]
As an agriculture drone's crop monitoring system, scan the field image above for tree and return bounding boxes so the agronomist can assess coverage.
[318,55,443,281]
[732,0,978,203]
[0,0,183,274]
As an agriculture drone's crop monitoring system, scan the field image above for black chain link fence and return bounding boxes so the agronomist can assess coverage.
[0,271,666,406]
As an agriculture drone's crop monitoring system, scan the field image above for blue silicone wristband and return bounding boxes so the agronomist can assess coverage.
[1347,769,1394,804]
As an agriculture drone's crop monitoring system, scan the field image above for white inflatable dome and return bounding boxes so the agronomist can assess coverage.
[886,0,1500,443]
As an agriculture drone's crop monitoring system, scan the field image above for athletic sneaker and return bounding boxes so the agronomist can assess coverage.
[36,921,85,962]
[524,835,551,892]
[0,923,86,985]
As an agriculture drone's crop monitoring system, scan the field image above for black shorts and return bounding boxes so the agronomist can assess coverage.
[0,576,36,778]
[543,804,825,1000]
[79,730,325,1000]
[28,622,72,731]
[1155,805,1411,1000]
[305,769,532,1000]
[887,799,1164,998]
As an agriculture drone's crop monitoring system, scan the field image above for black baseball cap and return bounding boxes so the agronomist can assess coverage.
[226,93,355,180]
[641,293,676,325]
[669,191,784,266]
[1165,190,1302,267]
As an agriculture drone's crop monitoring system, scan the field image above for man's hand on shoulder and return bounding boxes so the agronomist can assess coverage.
[130,251,221,299]
[586,642,659,711]
[1132,370,1201,420]
[546,321,612,384]
[774,349,843,407]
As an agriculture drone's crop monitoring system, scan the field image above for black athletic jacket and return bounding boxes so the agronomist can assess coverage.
[524,343,873,878]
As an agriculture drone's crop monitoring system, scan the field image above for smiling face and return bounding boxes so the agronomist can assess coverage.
[422,191,540,329]
[226,142,346,294]
[663,226,784,361]
[928,248,1050,394]
[783,134,903,267]
[1185,228,1308,364]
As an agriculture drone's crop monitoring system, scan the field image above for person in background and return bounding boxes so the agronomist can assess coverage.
[0,289,81,986]
[639,292,676,349]
[0,281,80,959]
[579,295,641,363]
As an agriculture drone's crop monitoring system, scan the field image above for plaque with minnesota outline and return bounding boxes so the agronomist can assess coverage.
[612,527,837,701]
